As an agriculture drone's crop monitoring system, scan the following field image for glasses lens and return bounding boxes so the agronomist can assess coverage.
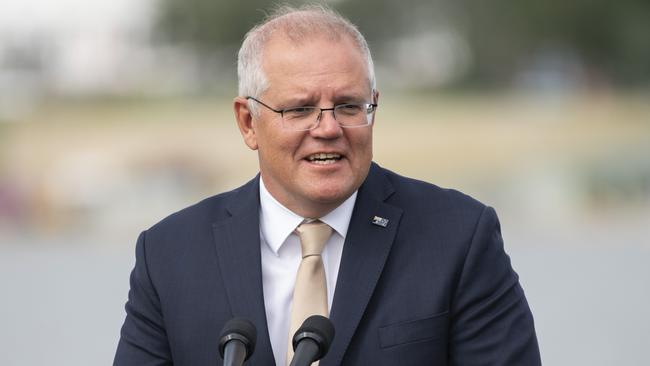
[282,107,319,130]
[336,104,373,126]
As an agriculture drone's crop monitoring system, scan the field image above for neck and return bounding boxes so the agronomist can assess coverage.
[260,176,341,219]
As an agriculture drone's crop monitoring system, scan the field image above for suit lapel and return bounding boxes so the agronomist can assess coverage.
[324,165,403,366]
[212,176,276,365]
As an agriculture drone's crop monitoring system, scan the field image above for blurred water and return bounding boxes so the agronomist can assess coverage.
[511,244,650,366]
[0,239,134,365]
[1,233,649,365]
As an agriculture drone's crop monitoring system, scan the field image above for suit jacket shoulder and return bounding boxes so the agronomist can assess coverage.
[374,164,490,252]
[380,165,485,215]
[148,176,257,236]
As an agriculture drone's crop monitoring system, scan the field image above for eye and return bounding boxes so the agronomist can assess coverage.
[283,106,317,120]
[336,104,363,116]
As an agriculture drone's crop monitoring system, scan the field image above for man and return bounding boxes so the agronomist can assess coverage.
[114,5,541,366]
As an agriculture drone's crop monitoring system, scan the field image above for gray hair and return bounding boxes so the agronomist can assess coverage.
[237,4,376,111]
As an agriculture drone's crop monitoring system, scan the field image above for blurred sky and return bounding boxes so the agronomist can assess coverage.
[0,0,148,31]
[0,1,649,365]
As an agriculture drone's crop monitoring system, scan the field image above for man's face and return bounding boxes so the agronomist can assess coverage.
[235,34,376,218]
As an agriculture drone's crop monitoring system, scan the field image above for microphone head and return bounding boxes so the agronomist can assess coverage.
[218,317,257,360]
[292,315,335,360]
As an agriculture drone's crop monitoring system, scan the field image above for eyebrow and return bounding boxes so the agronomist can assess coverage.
[332,94,368,104]
[273,94,314,109]
[280,94,369,108]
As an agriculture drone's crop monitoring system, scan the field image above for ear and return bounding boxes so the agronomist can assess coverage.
[233,96,259,150]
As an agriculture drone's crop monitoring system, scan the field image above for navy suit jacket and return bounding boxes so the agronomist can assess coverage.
[114,163,541,365]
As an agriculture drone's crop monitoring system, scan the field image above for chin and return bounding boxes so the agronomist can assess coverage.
[306,183,355,205]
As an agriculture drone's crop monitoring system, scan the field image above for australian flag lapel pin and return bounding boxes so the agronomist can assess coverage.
[372,216,389,227]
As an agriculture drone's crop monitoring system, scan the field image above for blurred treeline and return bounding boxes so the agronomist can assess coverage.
[155,0,650,90]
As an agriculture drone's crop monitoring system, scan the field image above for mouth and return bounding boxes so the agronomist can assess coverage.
[305,152,343,165]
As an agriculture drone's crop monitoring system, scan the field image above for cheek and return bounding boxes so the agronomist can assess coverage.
[365,134,373,155]
[258,131,303,164]
[350,131,373,161]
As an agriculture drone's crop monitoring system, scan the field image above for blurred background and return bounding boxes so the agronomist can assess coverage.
[1,0,648,364]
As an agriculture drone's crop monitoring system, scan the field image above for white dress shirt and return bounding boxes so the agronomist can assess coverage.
[259,177,357,366]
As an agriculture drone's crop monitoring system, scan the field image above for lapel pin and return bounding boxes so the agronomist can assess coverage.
[372,216,389,227]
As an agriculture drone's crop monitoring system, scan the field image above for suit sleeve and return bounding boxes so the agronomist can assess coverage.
[114,231,173,366]
[449,206,541,365]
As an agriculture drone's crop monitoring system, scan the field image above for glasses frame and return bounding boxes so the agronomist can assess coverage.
[246,96,377,131]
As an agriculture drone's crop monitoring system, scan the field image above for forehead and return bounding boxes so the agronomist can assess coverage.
[260,33,371,98]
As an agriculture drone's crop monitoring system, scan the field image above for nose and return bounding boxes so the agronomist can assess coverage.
[311,109,343,138]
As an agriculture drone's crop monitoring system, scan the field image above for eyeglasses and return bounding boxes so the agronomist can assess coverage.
[247,96,377,131]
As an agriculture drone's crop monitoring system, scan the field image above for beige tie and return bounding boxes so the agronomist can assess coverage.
[286,220,332,365]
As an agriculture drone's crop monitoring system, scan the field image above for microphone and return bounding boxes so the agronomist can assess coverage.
[289,315,335,366]
[218,317,257,366]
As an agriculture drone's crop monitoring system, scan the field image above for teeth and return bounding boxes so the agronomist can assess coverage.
[308,153,341,161]
[312,159,337,165]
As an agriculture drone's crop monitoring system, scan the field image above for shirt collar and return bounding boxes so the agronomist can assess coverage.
[259,176,358,256]
[319,190,357,242]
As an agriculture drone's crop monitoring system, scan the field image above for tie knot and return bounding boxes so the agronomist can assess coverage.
[295,221,332,257]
